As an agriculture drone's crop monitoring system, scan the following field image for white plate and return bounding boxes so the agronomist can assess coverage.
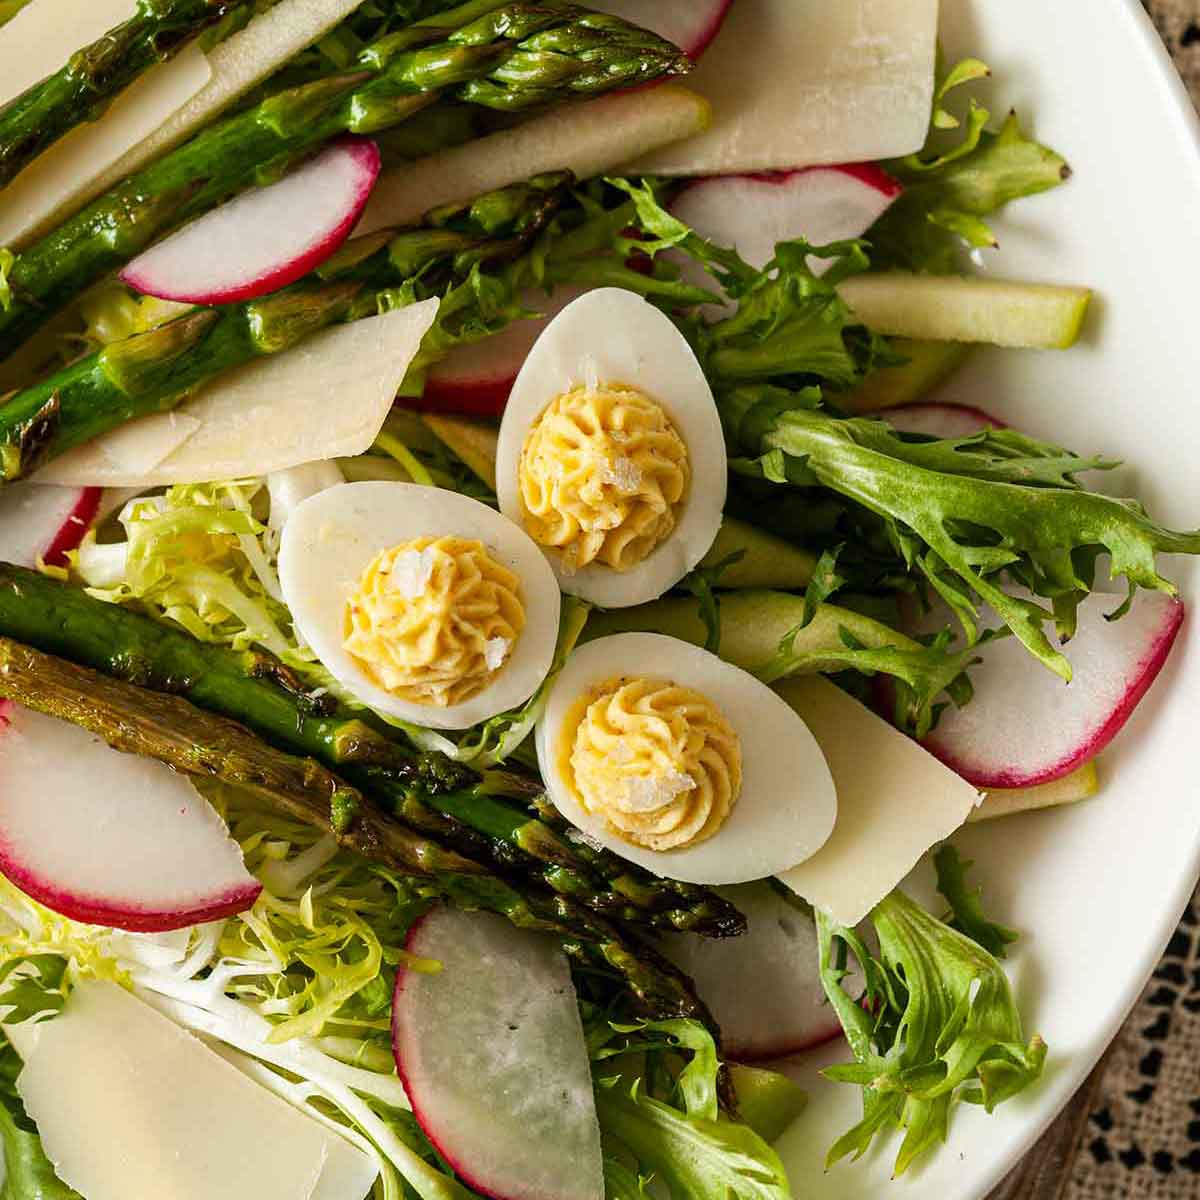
[778,2,1200,1196]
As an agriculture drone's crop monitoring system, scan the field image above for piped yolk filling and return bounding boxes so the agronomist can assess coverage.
[518,384,689,573]
[561,676,742,852]
[343,535,525,708]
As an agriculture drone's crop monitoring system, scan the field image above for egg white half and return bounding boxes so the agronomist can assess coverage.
[496,288,727,608]
[279,481,561,730]
[535,632,838,885]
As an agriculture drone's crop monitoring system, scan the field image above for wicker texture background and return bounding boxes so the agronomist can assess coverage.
[1059,6,1200,1196]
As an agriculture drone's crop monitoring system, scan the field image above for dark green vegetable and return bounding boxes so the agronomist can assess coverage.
[0,0,254,190]
[0,0,689,357]
[0,633,718,1027]
[0,562,743,938]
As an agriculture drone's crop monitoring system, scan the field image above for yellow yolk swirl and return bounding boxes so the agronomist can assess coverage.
[563,676,742,852]
[518,385,690,573]
[343,536,525,708]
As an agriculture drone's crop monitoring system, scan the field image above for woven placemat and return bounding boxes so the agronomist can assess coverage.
[1004,4,1200,1197]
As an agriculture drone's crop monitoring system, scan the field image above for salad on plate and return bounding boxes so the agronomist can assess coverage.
[0,2,1195,1198]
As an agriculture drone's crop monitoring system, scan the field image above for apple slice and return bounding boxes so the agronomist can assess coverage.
[121,137,381,305]
[842,339,970,413]
[586,0,731,59]
[0,482,100,567]
[659,883,851,1061]
[673,165,902,276]
[903,591,1185,789]
[837,274,1093,349]
[420,286,587,417]
[883,401,1007,438]
[392,906,603,1200]
[0,703,260,931]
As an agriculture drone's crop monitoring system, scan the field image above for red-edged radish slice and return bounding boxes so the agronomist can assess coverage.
[903,591,1185,789]
[0,483,100,568]
[672,165,902,278]
[883,401,1007,438]
[392,906,603,1200]
[586,0,732,59]
[659,883,852,1062]
[419,286,586,417]
[0,703,260,931]
[121,137,381,305]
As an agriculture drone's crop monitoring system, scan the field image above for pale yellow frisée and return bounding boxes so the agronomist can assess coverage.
[561,675,742,852]
[518,384,690,574]
[343,536,526,708]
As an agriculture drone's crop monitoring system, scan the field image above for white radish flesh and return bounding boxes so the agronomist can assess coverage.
[121,137,380,304]
[660,884,849,1061]
[0,704,260,931]
[421,286,586,416]
[392,907,603,1200]
[673,166,902,275]
[883,401,1007,438]
[904,592,1185,789]
[0,483,100,567]
[586,0,731,59]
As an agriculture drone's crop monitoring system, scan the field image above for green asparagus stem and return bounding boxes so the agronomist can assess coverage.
[0,562,744,938]
[0,632,718,1027]
[0,173,571,480]
[0,0,689,357]
[0,0,253,189]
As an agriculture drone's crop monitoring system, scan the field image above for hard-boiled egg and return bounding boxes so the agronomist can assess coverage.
[279,481,560,730]
[535,632,837,885]
[496,288,726,608]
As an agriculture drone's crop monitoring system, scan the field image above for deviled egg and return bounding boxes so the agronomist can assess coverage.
[496,288,726,608]
[535,632,837,885]
[279,481,560,730]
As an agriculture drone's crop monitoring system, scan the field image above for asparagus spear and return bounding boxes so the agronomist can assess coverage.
[0,0,254,190]
[0,562,744,937]
[0,632,717,1026]
[0,0,689,357]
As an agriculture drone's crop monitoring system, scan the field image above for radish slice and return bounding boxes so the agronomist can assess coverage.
[392,907,603,1200]
[883,401,1007,438]
[903,591,1185,789]
[420,286,586,416]
[0,703,260,931]
[659,883,851,1062]
[0,483,100,568]
[121,137,381,305]
[672,165,902,278]
[586,0,731,59]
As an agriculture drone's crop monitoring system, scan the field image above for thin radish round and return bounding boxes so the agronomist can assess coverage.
[0,483,100,568]
[659,883,853,1062]
[419,286,587,417]
[902,591,1185,789]
[585,0,731,59]
[672,165,902,278]
[0,703,260,931]
[883,401,1006,438]
[392,906,603,1200]
[120,137,381,305]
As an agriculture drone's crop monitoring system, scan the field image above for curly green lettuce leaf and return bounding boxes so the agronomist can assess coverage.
[0,956,68,1025]
[680,550,746,654]
[869,57,1071,273]
[934,845,1019,960]
[726,399,1200,679]
[817,889,1046,1176]
[589,1017,792,1200]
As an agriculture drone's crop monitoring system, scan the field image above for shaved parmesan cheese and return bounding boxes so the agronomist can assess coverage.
[0,46,212,249]
[38,301,440,487]
[0,0,137,108]
[357,84,710,234]
[627,0,937,176]
[88,0,371,207]
[774,676,979,926]
[17,981,377,1200]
